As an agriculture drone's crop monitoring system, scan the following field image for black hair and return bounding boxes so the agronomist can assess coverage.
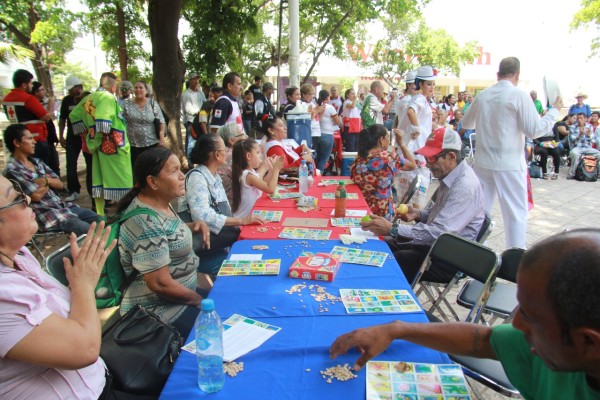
[31,81,44,94]
[223,72,240,91]
[3,124,28,154]
[12,69,34,88]
[210,85,223,94]
[521,228,600,343]
[244,89,252,96]
[317,89,330,106]
[592,111,600,118]
[254,76,261,82]
[577,112,587,118]
[261,115,280,138]
[344,88,354,100]
[116,146,173,213]
[285,86,299,102]
[190,134,222,166]
[357,124,389,158]
[231,138,258,213]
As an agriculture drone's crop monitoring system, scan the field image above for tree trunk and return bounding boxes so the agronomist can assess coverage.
[116,2,128,81]
[26,4,53,95]
[148,0,185,158]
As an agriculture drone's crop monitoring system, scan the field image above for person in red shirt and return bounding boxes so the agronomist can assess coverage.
[2,69,52,165]
[262,116,313,172]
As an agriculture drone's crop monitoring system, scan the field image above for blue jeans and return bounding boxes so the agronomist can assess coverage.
[315,134,334,173]
[58,205,101,236]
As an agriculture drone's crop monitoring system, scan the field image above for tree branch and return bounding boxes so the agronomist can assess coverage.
[302,9,351,83]
[0,18,32,46]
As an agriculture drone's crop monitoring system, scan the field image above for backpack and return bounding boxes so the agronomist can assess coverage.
[575,155,599,182]
[95,207,158,309]
[360,95,376,129]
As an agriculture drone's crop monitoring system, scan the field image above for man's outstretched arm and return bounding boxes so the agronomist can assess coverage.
[330,320,496,370]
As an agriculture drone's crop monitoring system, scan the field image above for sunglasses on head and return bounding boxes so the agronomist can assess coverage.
[0,180,30,212]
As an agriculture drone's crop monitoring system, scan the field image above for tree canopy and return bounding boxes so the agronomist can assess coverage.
[572,0,600,56]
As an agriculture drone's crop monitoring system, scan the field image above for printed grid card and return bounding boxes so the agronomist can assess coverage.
[339,289,421,314]
[330,218,362,228]
[366,361,471,400]
[251,210,283,222]
[278,227,332,240]
[330,245,388,267]
[217,259,281,276]
[322,192,359,200]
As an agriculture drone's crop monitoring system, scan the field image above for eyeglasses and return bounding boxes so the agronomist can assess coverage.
[0,180,30,212]
[425,151,450,164]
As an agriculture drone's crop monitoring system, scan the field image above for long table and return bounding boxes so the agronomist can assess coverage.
[160,239,450,399]
[241,176,370,240]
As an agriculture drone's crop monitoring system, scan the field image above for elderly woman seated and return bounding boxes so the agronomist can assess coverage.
[116,147,211,337]
[351,124,416,221]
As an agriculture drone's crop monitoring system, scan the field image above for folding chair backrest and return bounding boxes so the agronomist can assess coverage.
[399,175,419,205]
[45,235,86,287]
[427,233,499,284]
[497,248,525,283]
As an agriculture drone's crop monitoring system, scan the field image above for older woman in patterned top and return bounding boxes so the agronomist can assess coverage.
[116,147,210,337]
[351,124,416,221]
[122,80,165,167]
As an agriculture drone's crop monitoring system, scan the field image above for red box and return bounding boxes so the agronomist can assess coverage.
[288,253,341,282]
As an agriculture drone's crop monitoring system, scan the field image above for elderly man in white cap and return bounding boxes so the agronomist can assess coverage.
[360,127,484,283]
[461,56,563,249]
[568,92,591,118]
[182,72,206,156]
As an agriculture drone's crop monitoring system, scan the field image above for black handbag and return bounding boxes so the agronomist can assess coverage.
[100,305,183,395]
[151,99,162,139]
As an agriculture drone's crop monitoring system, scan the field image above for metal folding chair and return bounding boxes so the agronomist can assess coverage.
[45,235,120,332]
[411,233,500,322]
[456,248,525,324]
[475,213,494,244]
[29,229,68,261]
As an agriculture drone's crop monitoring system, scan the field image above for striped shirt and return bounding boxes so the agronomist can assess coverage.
[395,160,484,245]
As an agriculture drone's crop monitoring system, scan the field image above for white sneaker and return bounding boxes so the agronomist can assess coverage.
[65,192,81,202]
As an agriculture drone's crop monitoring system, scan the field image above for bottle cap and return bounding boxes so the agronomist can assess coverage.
[338,181,345,186]
[201,299,215,311]
[301,160,306,165]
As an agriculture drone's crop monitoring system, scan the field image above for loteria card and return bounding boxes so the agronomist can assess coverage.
[322,192,359,200]
[279,227,332,240]
[320,178,355,186]
[339,289,421,314]
[366,361,471,400]
[330,217,362,228]
[252,210,283,222]
[218,259,281,276]
[269,192,303,200]
[330,245,387,267]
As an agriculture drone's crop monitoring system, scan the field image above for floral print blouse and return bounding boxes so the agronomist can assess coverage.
[351,149,406,221]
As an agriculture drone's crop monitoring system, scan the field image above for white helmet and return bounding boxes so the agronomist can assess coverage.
[65,76,83,91]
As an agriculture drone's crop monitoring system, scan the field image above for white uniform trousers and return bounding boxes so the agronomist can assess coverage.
[474,165,527,249]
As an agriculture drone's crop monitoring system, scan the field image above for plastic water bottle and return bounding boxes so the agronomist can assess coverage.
[334,181,347,218]
[299,160,309,194]
[195,299,224,393]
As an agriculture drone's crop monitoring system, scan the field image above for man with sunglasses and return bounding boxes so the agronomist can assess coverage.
[360,127,484,283]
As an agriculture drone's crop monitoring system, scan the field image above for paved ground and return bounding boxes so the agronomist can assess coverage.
[3,122,599,399]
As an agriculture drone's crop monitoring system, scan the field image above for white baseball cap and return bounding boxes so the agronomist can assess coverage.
[65,76,82,91]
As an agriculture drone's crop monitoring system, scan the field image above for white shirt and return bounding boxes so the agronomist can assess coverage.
[366,94,385,124]
[319,104,338,135]
[330,96,343,113]
[181,87,206,124]
[233,169,262,218]
[461,80,559,171]
[407,94,432,149]
[342,99,360,119]
[396,94,413,133]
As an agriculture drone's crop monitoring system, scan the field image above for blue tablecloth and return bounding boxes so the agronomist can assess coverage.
[209,239,418,319]
[160,239,451,399]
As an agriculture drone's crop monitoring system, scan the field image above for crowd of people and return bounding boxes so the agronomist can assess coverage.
[1,57,600,399]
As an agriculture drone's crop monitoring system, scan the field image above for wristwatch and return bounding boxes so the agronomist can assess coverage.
[390,221,399,238]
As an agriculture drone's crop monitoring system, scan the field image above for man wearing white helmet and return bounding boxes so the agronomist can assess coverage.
[59,76,88,202]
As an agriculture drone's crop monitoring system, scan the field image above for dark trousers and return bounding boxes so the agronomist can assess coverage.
[66,140,83,194]
[387,240,457,285]
[342,132,359,152]
[534,146,561,174]
[83,151,93,198]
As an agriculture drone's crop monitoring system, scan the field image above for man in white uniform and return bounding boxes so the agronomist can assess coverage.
[461,57,563,248]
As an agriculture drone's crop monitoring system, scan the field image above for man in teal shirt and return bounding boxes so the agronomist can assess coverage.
[331,228,600,399]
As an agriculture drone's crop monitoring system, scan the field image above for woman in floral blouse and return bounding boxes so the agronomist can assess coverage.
[351,124,416,220]
[122,80,165,166]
